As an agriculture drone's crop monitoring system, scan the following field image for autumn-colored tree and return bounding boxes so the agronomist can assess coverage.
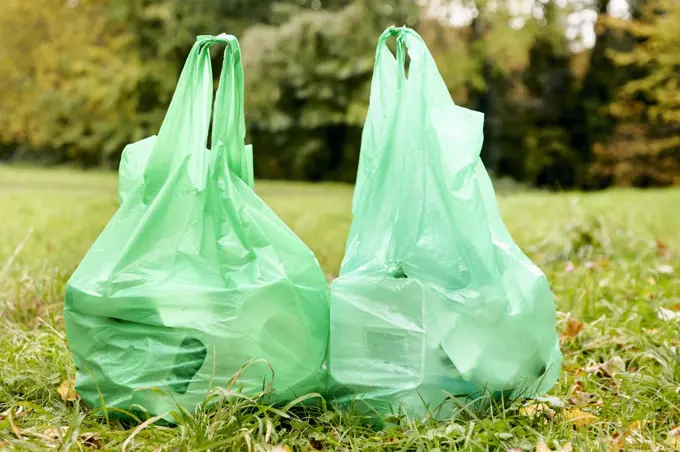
[0,0,147,165]
[592,0,680,186]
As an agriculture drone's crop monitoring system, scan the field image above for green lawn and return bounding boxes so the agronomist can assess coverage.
[1,166,679,450]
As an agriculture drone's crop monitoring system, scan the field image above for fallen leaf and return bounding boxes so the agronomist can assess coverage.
[80,432,102,449]
[658,308,680,321]
[520,403,555,420]
[564,408,598,429]
[656,237,669,257]
[609,431,626,452]
[536,442,551,452]
[585,356,626,377]
[563,317,584,339]
[536,395,565,408]
[657,264,674,275]
[557,444,573,452]
[668,426,680,451]
[629,420,648,432]
[271,446,292,452]
[44,426,68,438]
[568,392,598,407]
[57,377,79,402]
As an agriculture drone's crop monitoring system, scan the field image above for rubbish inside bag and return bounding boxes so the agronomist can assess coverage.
[64,34,330,421]
[327,26,562,420]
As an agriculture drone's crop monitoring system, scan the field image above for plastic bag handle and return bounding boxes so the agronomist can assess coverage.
[207,35,252,187]
[376,27,406,88]
[376,26,428,85]
[143,34,247,202]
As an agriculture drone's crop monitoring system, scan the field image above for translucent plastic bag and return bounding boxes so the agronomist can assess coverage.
[328,27,562,419]
[65,34,330,420]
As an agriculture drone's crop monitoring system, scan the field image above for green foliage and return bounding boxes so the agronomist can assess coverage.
[0,0,142,165]
[241,0,417,180]
[0,0,678,187]
[591,0,680,186]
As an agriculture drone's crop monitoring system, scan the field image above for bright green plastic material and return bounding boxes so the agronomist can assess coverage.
[65,34,329,420]
[328,27,562,419]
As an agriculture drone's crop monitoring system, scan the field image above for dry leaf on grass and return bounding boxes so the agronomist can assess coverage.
[562,317,584,340]
[534,441,572,452]
[629,420,649,432]
[1,405,27,420]
[668,427,680,451]
[271,446,292,452]
[41,429,102,449]
[658,308,680,321]
[567,381,602,407]
[57,377,79,401]
[564,408,598,429]
[520,403,556,421]
[656,237,669,257]
[536,442,551,452]
[80,432,102,449]
[44,426,68,438]
[657,264,674,275]
[585,356,626,377]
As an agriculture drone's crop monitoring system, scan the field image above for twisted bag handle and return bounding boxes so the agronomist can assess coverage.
[208,34,252,187]
[353,27,427,209]
[144,34,248,202]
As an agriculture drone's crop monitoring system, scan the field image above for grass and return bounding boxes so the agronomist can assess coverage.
[1,165,679,451]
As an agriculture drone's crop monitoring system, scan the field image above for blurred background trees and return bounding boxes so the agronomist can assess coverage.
[0,0,678,188]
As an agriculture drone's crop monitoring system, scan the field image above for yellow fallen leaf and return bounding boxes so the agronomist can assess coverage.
[44,426,68,438]
[668,427,680,451]
[557,443,573,452]
[564,408,598,429]
[563,317,584,339]
[57,377,78,402]
[609,432,626,452]
[536,442,550,452]
[629,420,648,432]
[520,403,555,420]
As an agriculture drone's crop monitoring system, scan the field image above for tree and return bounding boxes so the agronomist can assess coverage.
[241,0,417,181]
[520,0,589,187]
[0,0,146,165]
[591,0,680,186]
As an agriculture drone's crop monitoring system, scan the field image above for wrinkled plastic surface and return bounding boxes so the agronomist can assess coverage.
[65,34,329,420]
[328,27,562,419]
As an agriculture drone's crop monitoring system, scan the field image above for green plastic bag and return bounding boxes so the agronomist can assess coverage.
[328,27,562,419]
[65,34,330,420]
